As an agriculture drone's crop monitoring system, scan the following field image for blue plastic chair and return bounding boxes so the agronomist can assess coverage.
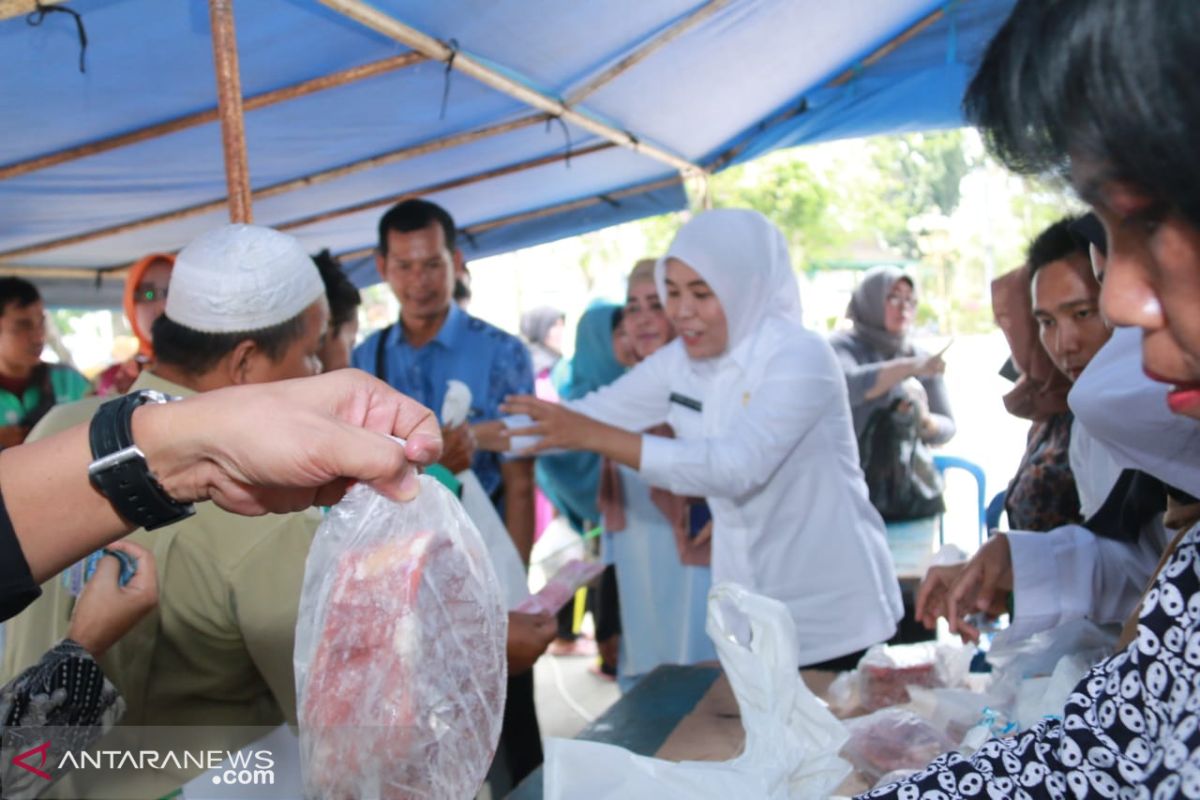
[933,454,988,547]
[985,490,1007,532]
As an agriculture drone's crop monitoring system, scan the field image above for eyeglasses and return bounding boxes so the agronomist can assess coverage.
[135,284,167,304]
[885,294,917,310]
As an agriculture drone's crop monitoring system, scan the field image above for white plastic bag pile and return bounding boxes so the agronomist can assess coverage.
[294,478,507,799]
[544,583,851,800]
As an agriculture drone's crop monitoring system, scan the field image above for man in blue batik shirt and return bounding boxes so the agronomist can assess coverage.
[352,200,544,793]
[351,199,536,563]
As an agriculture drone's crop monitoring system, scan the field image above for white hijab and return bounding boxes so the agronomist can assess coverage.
[654,209,803,359]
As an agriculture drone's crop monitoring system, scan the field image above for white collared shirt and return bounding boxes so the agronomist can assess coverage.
[570,317,903,666]
[1004,327,1198,639]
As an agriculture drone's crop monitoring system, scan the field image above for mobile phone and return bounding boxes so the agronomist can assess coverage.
[688,502,712,539]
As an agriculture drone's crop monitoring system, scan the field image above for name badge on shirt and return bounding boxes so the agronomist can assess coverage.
[669,392,702,412]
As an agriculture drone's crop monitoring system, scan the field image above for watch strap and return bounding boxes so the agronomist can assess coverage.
[88,391,195,531]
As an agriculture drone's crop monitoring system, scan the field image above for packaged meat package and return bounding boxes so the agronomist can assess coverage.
[841,709,955,785]
[294,478,507,799]
[855,642,974,711]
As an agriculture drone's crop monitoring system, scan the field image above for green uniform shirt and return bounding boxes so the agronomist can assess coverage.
[0,362,90,426]
[2,371,319,799]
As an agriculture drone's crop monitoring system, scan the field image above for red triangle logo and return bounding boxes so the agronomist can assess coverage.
[12,740,52,780]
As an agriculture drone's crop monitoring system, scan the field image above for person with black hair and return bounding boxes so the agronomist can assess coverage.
[2,224,334,799]
[312,249,362,371]
[994,216,1111,532]
[863,0,1200,796]
[350,199,536,562]
[350,199,542,793]
[0,277,89,449]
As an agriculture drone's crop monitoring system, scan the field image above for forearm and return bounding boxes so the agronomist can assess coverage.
[863,357,918,400]
[1,421,134,584]
[502,460,536,564]
[920,376,956,444]
[921,412,956,445]
[579,419,643,472]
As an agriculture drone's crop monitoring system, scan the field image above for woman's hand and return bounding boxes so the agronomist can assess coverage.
[916,533,1012,643]
[135,370,443,514]
[67,541,158,659]
[911,352,947,379]
[471,419,510,453]
[500,395,605,456]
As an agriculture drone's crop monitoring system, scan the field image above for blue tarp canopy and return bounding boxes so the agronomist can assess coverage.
[0,0,1014,306]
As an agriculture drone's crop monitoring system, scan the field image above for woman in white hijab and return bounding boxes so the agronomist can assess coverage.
[505,209,903,670]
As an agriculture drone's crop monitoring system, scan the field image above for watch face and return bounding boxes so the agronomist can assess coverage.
[137,389,171,405]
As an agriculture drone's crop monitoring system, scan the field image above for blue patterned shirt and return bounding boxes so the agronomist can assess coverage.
[351,304,534,499]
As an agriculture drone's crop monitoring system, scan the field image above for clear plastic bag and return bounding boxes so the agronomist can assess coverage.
[841,708,955,784]
[854,642,975,712]
[294,478,507,799]
[543,582,851,800]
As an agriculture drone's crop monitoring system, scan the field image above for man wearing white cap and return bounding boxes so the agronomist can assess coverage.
[1,224,330,799]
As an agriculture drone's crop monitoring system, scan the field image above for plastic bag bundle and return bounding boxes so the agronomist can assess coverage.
[544,582,850,799]
[294,478,507,799]
[847,642,975,712]
[840,708,955,784]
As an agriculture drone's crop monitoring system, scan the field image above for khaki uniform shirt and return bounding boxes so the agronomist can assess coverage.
[1,372,318,798]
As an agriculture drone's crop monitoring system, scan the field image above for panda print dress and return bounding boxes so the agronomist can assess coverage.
[861,521,1200,799]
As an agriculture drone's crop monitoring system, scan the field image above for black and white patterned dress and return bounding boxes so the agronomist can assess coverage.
[0,639,122,799]
[861,521,1200,799]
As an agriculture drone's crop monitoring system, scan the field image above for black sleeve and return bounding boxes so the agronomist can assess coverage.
[0,485,41,622]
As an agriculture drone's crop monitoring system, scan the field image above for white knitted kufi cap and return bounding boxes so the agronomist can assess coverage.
[165,224,325,333]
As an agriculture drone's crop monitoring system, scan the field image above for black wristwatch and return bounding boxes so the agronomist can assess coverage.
[88,390,195,531]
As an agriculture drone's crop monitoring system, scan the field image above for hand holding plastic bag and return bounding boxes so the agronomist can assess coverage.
[294,478,507,799]
[544,582,850,800]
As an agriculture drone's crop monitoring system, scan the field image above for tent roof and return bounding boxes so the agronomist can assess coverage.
[1,0,1014,306]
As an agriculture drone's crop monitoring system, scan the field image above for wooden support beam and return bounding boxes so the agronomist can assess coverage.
[0,114,547,260]
[208,0,253,222]
[0,53,425,182]
[318,0,703,176]
[0,263,126,281]
[565,0,729,105]
[464,174,683,236]
[0,0,67,22]
[276,141,615,232]
[828,5,947,87]
[330,172,683,264]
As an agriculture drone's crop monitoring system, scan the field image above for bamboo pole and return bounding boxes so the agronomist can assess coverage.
[565,0,729,105]
[827,5,947,87]
[208,0,253,223]
[0,0,66,21]
[276,141,615,232]
[330,173,683,263]
[0,53,425,182]
[0,114,547,260]
[705,98,810,173]
[317,0,703,176]
[463,174,683,236]
[0,263,125,280]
